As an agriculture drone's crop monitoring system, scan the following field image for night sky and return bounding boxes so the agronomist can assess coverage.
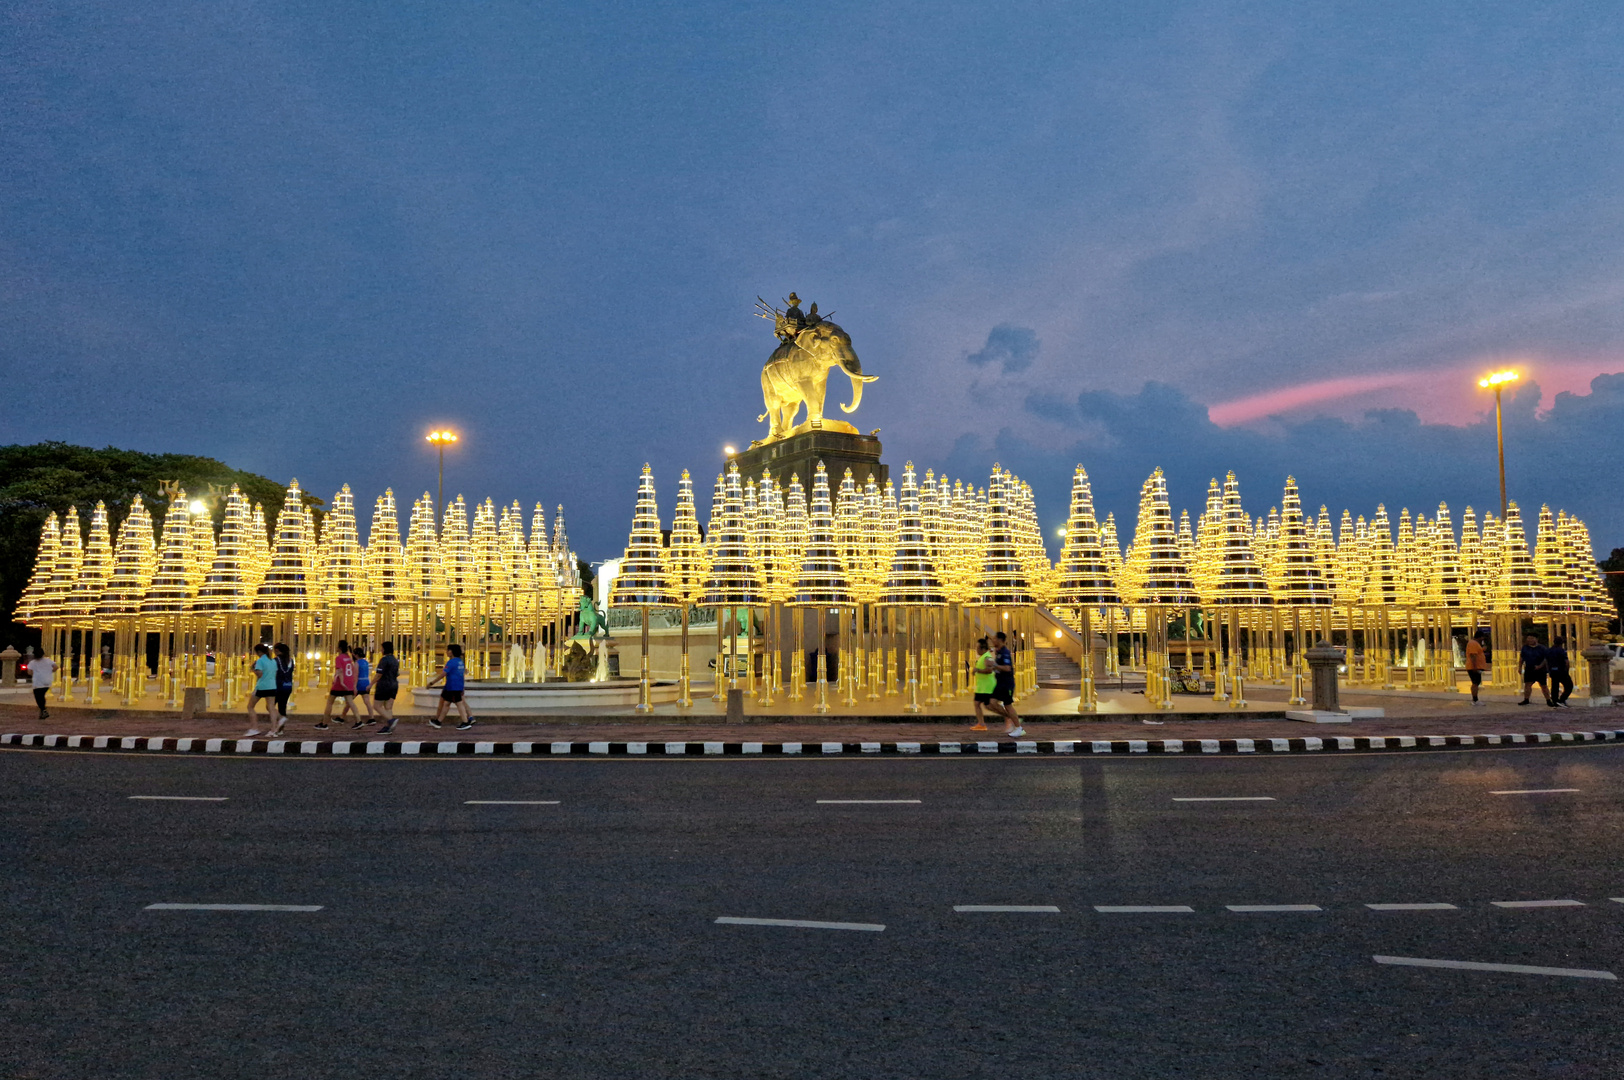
[6,3,1623,556]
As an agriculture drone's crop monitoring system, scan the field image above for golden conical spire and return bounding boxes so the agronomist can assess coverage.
[879,463,945,605]
[1360,506,1401,606]
[1051,465,1121,611]
[1205,472,1271,606]
[610,465,677,607]
[65,502,114,617]
[97,498,157,618]
[1272,477,1332,606]
[367,490,408,603]
[141,496,195,614]
[701,463,763,605]
[1533,505,1576,612]
[1489,502,1544,612]
[195,486,255,613]
[781,473,809,585]
[793,462,851,606]
[404,494,445,600]
[253,482,315,613]
[666,470,710,604]
[469,498,503,597]
[16,512,60,624]
[320,485,369,608]
[1121,469,1196,606]
[40,506,83,619]
[975,465,1036,605]
[757,472,798,605]
[1421,503,1469,609]
[440,495,473,596]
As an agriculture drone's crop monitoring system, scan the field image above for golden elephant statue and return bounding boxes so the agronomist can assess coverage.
[758,319,877,441]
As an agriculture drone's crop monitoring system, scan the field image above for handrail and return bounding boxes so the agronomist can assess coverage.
[1034,606,1086,664]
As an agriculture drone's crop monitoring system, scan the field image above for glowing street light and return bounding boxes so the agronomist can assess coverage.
[723,444,737,457]
[1477,370,1518,520]
[426,429,459,518]
[187,500,207,516]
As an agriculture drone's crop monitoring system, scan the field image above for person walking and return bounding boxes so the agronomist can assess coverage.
[1463,632,1488,705]
[371,641,401,735]
[270,643,293,735]
[318,640,360,729]
[426,642,476,731]
[993,631,1023,737]
[28,646,54,720]
[1546,637,1573,708]
[351,644,377,726]
[1517,633,1551,706]
[970,636,999,731]
[244,643,280,735]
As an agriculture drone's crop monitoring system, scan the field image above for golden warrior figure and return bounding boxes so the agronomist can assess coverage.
[754,294,877,443]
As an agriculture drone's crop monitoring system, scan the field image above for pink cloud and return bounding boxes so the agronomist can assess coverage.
[1208,373,1422,426]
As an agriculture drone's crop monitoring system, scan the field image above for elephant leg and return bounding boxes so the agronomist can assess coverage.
[801,376,825,424]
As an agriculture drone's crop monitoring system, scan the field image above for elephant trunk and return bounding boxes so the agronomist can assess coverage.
[839,370,878,414]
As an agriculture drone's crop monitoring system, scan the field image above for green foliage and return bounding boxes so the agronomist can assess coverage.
[1602,547,1624,632]
[0,442,324,646]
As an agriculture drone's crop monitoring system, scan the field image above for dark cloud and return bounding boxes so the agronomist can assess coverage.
[942,375,1624,552]
[966,325,1040,373]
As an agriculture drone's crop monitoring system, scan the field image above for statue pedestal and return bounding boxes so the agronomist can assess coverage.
[735,427,887,495]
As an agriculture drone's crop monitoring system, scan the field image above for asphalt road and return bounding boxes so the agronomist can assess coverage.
[2,744,1622,1079]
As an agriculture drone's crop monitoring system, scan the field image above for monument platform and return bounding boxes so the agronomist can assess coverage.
[734,424,886,494]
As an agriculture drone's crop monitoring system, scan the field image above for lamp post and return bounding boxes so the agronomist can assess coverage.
[1477,371,1517,520]
[426,430,459,518]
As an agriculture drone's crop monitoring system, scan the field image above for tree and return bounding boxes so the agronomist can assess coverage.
[1602,547,1624,636]
[0,442,324,649]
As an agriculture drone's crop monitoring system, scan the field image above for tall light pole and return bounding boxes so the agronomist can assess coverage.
[426,430,458,520]
[1477,371,1518,520]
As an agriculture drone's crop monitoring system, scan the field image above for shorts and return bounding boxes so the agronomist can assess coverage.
[974,692,993,704]
[991,681,1014,705]
[440,690,464,703]
[329,690,355,698]
[372,684,398,702]
[254,688,278,699]
[1467,670,1482,687]
[356,683,370,695]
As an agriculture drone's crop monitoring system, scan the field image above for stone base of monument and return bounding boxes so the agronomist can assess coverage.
[1285,707,1385,723]
[410,679,680,711]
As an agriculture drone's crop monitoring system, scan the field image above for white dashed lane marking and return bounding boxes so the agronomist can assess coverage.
[953,905,1061,913]
[715,917,885,932]
[145,903,323,912]
[127,796,227,801]
[1225,904,1322,912]
[463,800,560,805]
[1374,955,1615,980]
[1366,903,1459,911]
[1490,788,1581,795]
[1491,899,1585,908]
[816,799,921,804]
[1094,905,1194,913]
[1171,796,1276,803]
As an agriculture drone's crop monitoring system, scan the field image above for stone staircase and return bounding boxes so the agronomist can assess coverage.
[1034,639,1080,689]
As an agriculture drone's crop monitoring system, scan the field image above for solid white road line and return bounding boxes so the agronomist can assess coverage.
[1171,797,1276,802]
[816,799,922,804]
[1490,788,1582,795]
[1366,903,1459,911]
[715,917,884,932]
[953,905,1061,913]
[1374,955,1616,980]
[144,903,323,912]
[1225,904,1322,912]
[127,796,227,801]
[463,800,561,805]
[1491,899,1585,908]
[1094,905,1195,913]
[1612,898,1624,905]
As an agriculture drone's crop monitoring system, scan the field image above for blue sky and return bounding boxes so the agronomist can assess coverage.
[5,2,1623,557]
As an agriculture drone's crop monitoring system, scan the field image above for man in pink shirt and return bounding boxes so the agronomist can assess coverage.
[317,640,360,729]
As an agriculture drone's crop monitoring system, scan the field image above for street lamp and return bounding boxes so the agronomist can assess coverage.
[426,429,459,518]
[1477,370,1518,520]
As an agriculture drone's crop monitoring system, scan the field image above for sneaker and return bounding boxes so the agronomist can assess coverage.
[39,711,49,720]
[1516,700,1531,706]
[244,729,262,738]
[428,718,443,729]
[377,723,396,736]
[970,723,988,731]
[314,722,329,730]
[457,718,477,731]
[1007,727,1026,738]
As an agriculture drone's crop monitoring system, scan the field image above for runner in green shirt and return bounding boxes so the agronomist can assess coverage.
[970,636,1001,731]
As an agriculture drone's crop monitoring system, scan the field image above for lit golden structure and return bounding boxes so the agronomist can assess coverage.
[607,465,678,712]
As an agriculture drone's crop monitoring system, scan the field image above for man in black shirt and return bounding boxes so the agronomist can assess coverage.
[1517,634,1551,706]
[1545,638,1573,707]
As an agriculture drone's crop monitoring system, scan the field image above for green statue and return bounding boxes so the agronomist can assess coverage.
[573,595,609,640]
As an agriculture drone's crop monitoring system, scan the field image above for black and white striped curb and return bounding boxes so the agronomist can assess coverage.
[5,730,1624,756]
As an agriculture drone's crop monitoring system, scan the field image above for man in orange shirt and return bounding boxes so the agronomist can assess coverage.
[1463,632,1488,705]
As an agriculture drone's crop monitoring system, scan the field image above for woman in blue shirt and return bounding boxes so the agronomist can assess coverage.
[426,642,476,731]
[244,643,279,737]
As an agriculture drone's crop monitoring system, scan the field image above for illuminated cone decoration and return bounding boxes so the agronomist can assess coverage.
[98,498,157,618]
[1202,473,1270,606]
[1360,507,1402,607]
[1272,478,1332,606]
[320,485,369,608]
[1488,502,1544,612]
[367,490,408,603]
[667,470,710,606]
[253,482,315,613]
[1421,503,1470,608]
[1534,506,1576,612]
[65,502,114,618]
[40,506,83,620]
[17,512,61,624]
[141,496,195,614]
[1122,470,1197,607]
[793,463,851,606]
[975,466,1036,605]
[195,487,255,613]
[440,496,473,596]
[609,465,677,608]
[879,463,945,605]
[701,464,763,606]
[1051,465,1121,614]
